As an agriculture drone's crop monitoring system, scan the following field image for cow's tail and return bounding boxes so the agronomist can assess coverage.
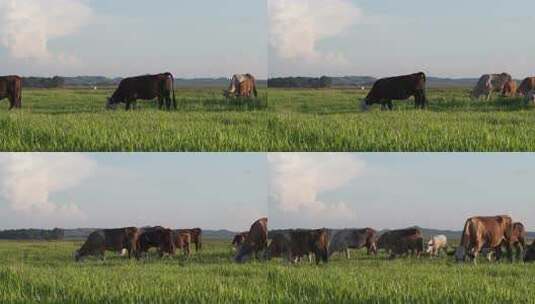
[168,72,176,110]
[459,219,471,249]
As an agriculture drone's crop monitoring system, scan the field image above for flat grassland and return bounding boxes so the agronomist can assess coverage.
[1,240,534,303]
[1,87,535,151]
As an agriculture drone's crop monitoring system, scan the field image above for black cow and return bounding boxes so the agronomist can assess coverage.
[0,75,22,110]
[361,72,427,110]
[107,73,176,110]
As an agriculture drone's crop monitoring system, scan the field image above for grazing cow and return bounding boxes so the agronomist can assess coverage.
[377,228,424,259]
[501,79,517,97]
[471,73,512,100]
[426,235,448,257]
[106,73,176,110]
[455,215,513,263]
[224,74,258,98]
[525,90,535,105]
[74,227,140,261]
[176,228,202,252]
[0,76,22,110]
[172,230,191,257]
[518,77,535,96]
[235,217,268,263]
[524,241,535,262]
[328,228,378,259]
[267,229,329,265]
[137,226,176,258]
[361,72,427,110]
[232,232,249,250]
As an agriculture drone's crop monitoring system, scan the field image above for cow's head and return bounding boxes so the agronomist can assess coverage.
[234,243,253,263]
[106,97,119,110]
[361,98,371,111]
[73,250,82,262]
[454,246,466,262]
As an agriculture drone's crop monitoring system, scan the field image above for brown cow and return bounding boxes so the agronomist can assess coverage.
[328,228,378,259]
[235,217,268,263]
[377,228,424,259]
[74,227,139,261]
[107,73,176,110]
[176,228,202,252]
[266,229,329,265]
[361,72,427,110]
[137,226,176,258]
[0,76,22,110]
[232,232,249,250]
[518,77,535,96]
[501,79,517,97]
[224,74,258,98]
[455,215,513,263]
[172,230,191,257]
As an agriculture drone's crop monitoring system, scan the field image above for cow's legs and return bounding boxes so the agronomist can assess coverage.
[8,96,14,110]
[346,248,351,259]
[386,100,393,110]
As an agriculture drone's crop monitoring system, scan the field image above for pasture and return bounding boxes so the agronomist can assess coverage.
[2,87,535,151]
[0,88,269,152]
[269,87,535,152]
[1,240,534,303]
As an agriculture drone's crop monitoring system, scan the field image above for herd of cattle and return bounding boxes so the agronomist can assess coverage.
[361,72,535,110]
[0,73,258,111]
[74,215,535,266]
[2,72,535,111]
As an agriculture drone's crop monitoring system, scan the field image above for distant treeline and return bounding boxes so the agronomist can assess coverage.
[268,76,333,88]
[23,77,66,88]
[0,228,64,240]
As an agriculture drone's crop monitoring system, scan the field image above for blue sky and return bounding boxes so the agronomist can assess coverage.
[269,0,535,78]
[0,153,533,231]
[0,0,267,78]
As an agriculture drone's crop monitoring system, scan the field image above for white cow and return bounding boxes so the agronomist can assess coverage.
[426,235,448,257]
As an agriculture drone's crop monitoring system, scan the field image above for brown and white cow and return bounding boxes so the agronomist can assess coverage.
[525,90,535,105]
[455,215,513,263]
[518,77,535,96]
[107,73,176,110]
[377,228,424,259]
[74,227,140,261]
[361,72,427,110]
[0,75,22,110]
[176,228,202,252]
[235,217,268,263]
[471,73,512,100]
[426,235,448,257]
[172,230,192,257]
[328,228,377,259]
[224,74,258,98]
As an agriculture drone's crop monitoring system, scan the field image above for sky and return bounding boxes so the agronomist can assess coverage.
[0,153,268,231]
[269,0,535,78]
[268,153,535,231]
[1,153,534,232]
[0,0,267,78]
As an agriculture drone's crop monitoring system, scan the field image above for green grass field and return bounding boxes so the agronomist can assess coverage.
[1,240,534,303]
[1,87,535,151]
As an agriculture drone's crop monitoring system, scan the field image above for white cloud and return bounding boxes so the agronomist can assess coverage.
[269,0,361,64]
[268,153,365,221]
[0,153,96,219]
[0,0,92,64]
